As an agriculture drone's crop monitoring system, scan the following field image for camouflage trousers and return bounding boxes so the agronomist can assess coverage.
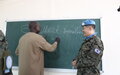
[77,67,100,75]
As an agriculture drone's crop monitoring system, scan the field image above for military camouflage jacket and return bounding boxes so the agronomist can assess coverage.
[0,30,10,75]
[75,35,104,68]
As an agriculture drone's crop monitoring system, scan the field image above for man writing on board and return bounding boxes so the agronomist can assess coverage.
[15,21,60,75]
[72,20,104,75]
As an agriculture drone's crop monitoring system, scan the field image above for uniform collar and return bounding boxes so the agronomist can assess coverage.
[85,33,96,40]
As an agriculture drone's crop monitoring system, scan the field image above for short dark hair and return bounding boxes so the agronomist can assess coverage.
[91,25,96,29]
[29,21,38,29]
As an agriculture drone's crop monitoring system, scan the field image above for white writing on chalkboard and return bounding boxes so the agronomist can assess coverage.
[41,25,83,34]
[20,24,83,34]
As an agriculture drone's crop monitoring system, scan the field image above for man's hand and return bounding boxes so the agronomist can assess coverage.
[55,37,60,44]
[72,60,77,67]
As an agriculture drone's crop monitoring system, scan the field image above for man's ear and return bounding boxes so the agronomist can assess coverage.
[89,26,93,30]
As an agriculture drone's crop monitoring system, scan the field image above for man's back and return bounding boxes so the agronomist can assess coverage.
[18,32,42,60]
[16,32,44,75]
[16,32,58,75]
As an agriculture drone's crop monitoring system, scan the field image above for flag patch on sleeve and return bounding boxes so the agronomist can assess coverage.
[95,48,101,54]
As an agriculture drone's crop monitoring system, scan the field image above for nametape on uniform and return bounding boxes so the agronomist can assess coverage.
[94,48,101,54]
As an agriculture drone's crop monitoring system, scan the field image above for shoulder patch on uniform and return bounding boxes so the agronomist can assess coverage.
[6,56,12,69]
[94,48,101,54]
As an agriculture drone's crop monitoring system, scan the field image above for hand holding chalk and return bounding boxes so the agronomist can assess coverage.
[55,37,60,44]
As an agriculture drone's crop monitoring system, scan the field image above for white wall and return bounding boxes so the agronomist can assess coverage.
[0,0,120,75]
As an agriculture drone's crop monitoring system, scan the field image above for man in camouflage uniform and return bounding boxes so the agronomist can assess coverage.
[72,20,104,75]
[0,30,13,75]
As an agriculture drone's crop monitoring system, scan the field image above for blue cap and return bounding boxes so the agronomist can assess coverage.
[82,20,96,26]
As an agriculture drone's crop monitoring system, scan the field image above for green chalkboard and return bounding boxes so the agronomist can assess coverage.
[6,19,101,69]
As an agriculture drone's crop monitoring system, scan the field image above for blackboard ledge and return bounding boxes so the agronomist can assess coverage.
[12,66,77,72]
[12,66,104,73]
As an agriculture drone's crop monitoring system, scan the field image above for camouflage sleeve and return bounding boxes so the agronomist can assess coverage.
[73,45,83,61]
[77,39,104,68]
[0,50,4,72]
[73,50,81,61]
[2,41,8,50]
[0,30,4,42]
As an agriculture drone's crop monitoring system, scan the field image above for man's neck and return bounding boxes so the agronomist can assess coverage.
[30,31,36,33]
[87,30,95,36]
[87,32,95,37]
[85,32,95,40]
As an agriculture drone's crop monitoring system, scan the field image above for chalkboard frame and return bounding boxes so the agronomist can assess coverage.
[5,18,103,71]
